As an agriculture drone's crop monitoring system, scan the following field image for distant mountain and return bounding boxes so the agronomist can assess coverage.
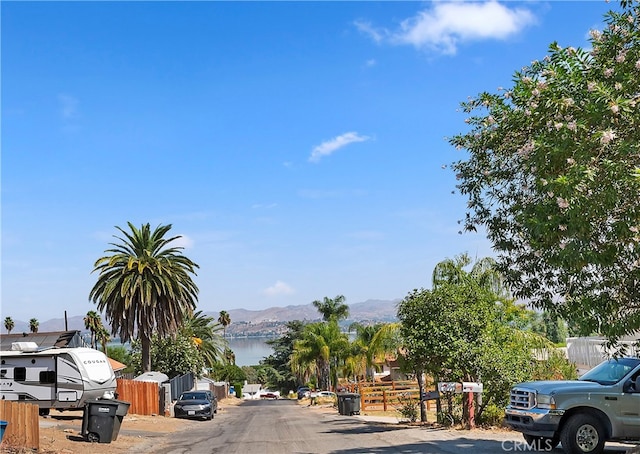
[217,299,400,324]
[1,299,400,335]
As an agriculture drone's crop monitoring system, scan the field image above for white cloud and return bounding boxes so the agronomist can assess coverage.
[309,131,370,163]
[251,203,278,209]
[263,280,295,296]
[58,93,79,119]
[365,59,377,67]
[354,20,386,43]
[172,234,194,249]
[357,1,536,55]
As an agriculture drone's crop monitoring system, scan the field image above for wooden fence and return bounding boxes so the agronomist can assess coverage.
[0,401,39,451]
[356,380,437,413]
[116,378,160,416]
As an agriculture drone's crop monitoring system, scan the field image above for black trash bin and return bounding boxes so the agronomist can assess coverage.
[82,399,130,443]
[112,400,131,441]
[337,393,361,416]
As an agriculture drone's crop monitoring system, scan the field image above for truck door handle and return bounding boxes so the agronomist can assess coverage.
[604,396,617,401]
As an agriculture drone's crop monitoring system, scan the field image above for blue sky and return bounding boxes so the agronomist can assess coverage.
[2,1,616,323]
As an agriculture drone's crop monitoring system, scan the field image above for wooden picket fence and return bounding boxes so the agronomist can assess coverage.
[0,401,39,451]
[116,378,160,416]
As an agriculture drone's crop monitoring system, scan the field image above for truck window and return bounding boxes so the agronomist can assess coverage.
[39,370,55,384]
[14,367,26,381]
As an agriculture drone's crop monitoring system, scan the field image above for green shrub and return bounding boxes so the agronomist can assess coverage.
[477,403,505,427]
[396,393,418,422]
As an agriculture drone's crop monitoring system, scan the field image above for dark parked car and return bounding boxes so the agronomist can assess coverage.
[174,391,215,420]
[203,390,219,413]
[297,387,310,399]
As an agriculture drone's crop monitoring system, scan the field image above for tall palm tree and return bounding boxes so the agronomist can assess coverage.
[29,318,39,333]
[292,321,349,391]
[89,222,200,373]
[224,348,236,365]
[348,322,399,381]
[4,317,15,334]
[312,295,349,322]
[218,310,231,338]
[84,310,103,349]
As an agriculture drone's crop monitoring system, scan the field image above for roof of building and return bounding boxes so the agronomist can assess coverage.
[108,357,127,372]
[134,371,169,383]
[0,330,87,351]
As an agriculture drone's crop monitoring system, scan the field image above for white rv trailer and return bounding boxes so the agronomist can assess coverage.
[0,342,117,415]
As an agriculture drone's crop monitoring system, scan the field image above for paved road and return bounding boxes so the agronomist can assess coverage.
[142,399,636,454]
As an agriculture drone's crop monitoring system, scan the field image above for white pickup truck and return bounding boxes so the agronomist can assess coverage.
[504,357,640,454]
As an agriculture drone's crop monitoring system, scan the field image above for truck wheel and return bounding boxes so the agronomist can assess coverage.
[560,413,606,454]
[523,434,559,450]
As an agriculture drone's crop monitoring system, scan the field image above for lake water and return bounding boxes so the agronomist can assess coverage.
[227,337,274,367]
[108,336,274,368]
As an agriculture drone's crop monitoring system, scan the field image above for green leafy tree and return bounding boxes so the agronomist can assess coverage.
[89,222,199,372]
[263,320,307,392]
[218,310,231,338]
[4,317,14,334]
[211,363,246,384]
[312,295,349,322]
[130,332,204,378]
[29,318,39,333]
[529,310,569,345]
[84,310,103,349]
[449,2,640,345]
[398,256,571,426]
[108,345,135,374]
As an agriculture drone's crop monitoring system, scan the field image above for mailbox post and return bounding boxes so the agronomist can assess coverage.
[437,382,483,429]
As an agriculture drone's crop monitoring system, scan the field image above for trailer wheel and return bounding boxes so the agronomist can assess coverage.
[39,408,50,416]
[87,432,100,443]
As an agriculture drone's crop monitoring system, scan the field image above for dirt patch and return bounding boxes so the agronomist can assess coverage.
[1,398,245,454]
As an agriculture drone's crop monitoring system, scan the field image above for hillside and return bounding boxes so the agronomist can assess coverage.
[2,299,400,335]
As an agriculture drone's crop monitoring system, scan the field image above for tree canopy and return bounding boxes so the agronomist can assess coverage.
[4,317,14,334]
[312,295,349,322]
[449,2,640,344]
[398,256,575,425]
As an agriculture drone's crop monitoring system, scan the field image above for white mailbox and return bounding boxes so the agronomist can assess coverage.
[462,382,483,393]
[438,382,462,393]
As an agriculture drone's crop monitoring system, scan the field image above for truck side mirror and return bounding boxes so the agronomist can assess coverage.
[624,376,640,393]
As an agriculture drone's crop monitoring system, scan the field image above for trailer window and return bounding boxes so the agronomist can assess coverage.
[14,367,26,381]
[39,370,55,384]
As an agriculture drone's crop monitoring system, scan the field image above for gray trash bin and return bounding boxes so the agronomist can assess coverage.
[337,393,361,416]
[82,399,130,443]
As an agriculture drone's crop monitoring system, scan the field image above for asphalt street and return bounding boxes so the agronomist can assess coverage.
[140,399,636,454]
